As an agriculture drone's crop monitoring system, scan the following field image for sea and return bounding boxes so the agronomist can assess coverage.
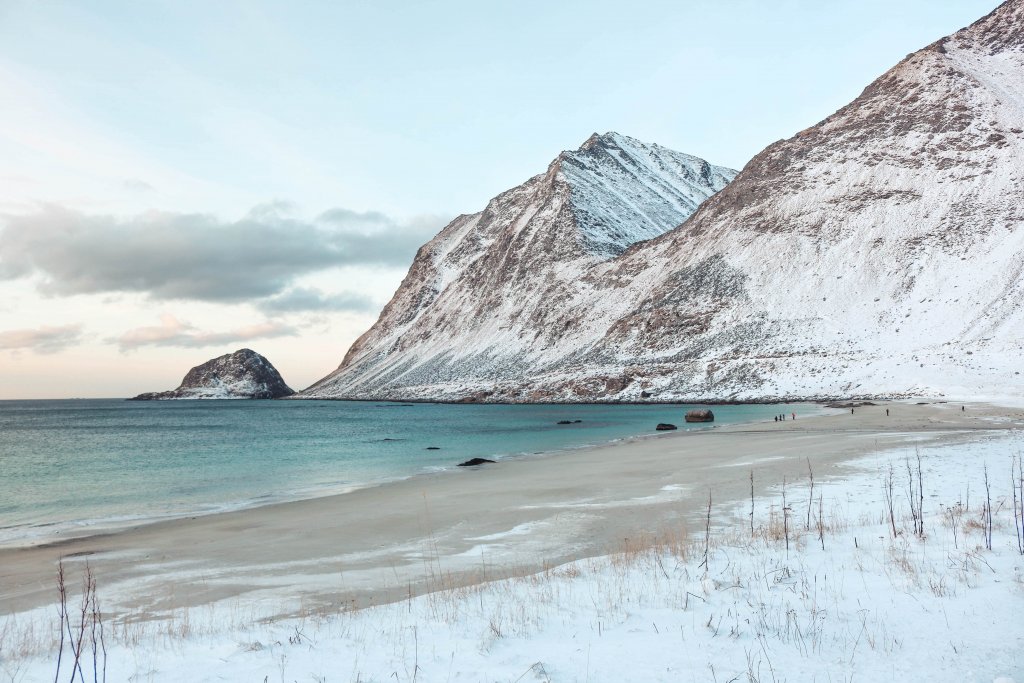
[0,399,811,548]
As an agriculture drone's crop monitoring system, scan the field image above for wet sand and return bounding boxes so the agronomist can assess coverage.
[2,401,1021,619]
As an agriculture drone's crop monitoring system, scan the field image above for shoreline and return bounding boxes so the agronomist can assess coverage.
[2,400,1022,623]
[280,394,967,405]
[0,401,819,551]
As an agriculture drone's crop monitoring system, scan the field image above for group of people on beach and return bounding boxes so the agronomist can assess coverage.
[773,412,795,422]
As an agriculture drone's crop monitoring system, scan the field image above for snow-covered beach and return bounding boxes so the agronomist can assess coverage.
[2,401,1023,681]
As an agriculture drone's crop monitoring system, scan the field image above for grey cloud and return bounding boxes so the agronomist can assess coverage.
[0,204,447,303]
[115,314,296,351]
[318,208,392,228]
[255,287,376,314]
[0,324,83,354]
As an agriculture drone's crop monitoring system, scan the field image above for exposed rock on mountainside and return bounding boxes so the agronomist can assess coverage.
[131,349,294,400]
[306,0,1024,403]
[302,133,736,400]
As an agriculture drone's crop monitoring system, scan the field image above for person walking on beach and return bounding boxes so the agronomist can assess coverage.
[791,411,796,420]
[886,408,889,416]
[774,415,778,422]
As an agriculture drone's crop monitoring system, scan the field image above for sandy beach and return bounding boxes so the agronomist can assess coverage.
[3,400,1022,621]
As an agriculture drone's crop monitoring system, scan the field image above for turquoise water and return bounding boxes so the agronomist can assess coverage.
[0,399,810,547]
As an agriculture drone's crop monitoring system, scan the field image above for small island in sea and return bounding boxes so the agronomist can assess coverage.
[129,348,294,400]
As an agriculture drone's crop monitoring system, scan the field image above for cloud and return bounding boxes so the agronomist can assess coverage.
[255,287,376,314]
[0,324,83,354]
[115,314,296,351]
[123,178,155,193]
[0,203,447,303]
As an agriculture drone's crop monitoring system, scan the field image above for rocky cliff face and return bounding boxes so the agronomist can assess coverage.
[131,349,294,400]
[305,0,1024,403]
[302,133,735,399]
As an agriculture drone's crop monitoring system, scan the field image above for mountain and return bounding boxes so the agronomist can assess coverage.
[305,0,1024,403]
[301,133,736,400]
[131,349,294,400]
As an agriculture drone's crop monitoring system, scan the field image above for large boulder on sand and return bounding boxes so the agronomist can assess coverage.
[684,409,715,423]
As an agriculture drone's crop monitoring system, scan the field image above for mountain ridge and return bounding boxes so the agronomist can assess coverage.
[302,133,737,398]
[303,0,1024,403]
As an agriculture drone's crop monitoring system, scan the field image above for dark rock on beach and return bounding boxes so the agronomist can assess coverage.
[129,349,294,400]
[684,409,715,423]
[458,457,496,467]
[656,423,677,431]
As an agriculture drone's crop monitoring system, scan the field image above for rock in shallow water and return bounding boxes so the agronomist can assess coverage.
[684,409,714,423]
[458,458,496,467]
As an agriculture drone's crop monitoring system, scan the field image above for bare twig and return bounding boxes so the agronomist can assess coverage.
[71,565,90,683]
[699,489,712,571]
[1013,454,1024,555]
[52,561,106,683]
[806,459,814,532]
[54,560,67,683]
[817,492,825,551]
[750,470,755,538]
[884,464,897,538]
[782,477,790,557]
[905,455,921,538]
[983,464,993,551]
[917,449,925,537]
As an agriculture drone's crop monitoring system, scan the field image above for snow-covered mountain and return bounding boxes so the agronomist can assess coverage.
[131,348,294,400]
[305,0,1024,403]
[302,133,736,400]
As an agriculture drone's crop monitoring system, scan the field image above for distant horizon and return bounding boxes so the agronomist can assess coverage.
[0,0,1000,399]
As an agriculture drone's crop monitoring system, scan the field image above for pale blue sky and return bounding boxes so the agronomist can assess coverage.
[0,0,996,215]
[0,0,999,397]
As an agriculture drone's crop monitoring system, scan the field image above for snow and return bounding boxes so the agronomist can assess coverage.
[5,431,1023,682]
[301,132,736,400]
[558,132,736,257]
[300,1,1024,405]
[175,378,263,399]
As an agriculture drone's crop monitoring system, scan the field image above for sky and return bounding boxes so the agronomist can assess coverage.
[0,0,999,399]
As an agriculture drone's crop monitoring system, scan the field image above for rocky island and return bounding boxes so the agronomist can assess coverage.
[129,348,294,400]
